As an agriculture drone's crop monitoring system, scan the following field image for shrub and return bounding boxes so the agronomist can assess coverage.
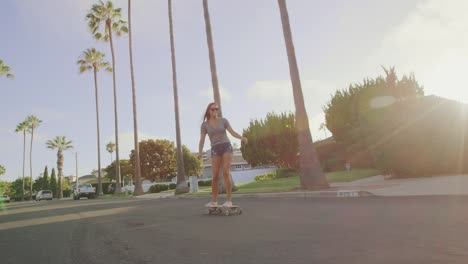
[169,183,176,190]
[198,180,212,186]
[276,168,297,178]
[254,172,276,182]
[149,184,169,193]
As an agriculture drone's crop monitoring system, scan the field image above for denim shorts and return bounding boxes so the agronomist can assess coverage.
[211,142,233,157]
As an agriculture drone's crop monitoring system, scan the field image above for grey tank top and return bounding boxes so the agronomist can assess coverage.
[201,118,232,147]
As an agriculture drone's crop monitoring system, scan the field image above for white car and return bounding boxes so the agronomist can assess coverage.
[0,194,10,203]
[36,190,53,201]
[73,184,96,200]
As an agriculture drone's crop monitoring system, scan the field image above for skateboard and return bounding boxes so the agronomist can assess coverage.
[206,205,242,216]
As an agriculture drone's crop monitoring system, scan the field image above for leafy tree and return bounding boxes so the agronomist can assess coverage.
[78,48,111,196]
[0,59,14,79]
[130,139,176,181]
[106,141,116,163]
[242,112,299,169]
[42,166,50,190]
[105,159,133,182]
[50,168,58,197]
[0,181,11,197]
[182,146,202,177]
[86,1,128,193]
[46,136,73,198]
[10,177,31,200]
[323,67,424,142]
[33,176,44,192]
[0,164,5,176]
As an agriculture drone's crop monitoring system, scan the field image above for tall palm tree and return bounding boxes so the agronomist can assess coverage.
[168,0,189,195]
[77,48,112,196]
[86,1,128,193]
[0,60,14,79]
[202,0,237,193]
[46,136,73,199]
[127,0,144,195]
[15,121,28,200]
[277,0,328,190]
[26,115,42,199]
[106,141,116,163]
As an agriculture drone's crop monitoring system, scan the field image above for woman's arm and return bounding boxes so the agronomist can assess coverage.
[227,126,248,144]
[198,125,207,159]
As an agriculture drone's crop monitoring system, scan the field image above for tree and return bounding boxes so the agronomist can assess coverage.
[86,0,128,193]
[105,159,133,182]
[168,0,189,195]
[323,68,424,142]
[50,168,57,198]
[319,123,328,139]
[127,0,144,196]
[78,48,112,196]
[0,164,5,176]
[242,112,299,168]
[0,60,14,79]
[0,181,11,197]
[15,121,28,200]
[277,0,328,190]
[42,166,50,190]
[106,141,116,163]
[33,176,44,192]
[182,146,202,177]
[46,136,73,199]
[26,115,42,199]
[202,0,237,193]
[130,139,176,182]
[10,177,31,200]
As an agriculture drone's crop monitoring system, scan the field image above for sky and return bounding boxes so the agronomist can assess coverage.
[1,0,467,182]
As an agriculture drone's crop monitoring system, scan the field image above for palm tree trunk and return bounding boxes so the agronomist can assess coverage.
[29,127,34,199]
[93,67,103,196]
[107,21,122,194]
[128,0,143,195]
[202,0,237,193]
[57,150,63,199]
[22,130,26,201]
[169,0,189,195]
[277,0,328,190]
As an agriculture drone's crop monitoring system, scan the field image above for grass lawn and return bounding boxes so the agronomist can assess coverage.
[189,168,380,195]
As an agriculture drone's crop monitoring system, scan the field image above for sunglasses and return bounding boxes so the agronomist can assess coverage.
[210,108,219,111]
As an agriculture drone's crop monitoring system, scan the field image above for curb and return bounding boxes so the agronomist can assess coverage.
[175,190,376,199]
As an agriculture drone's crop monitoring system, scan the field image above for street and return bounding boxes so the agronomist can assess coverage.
[1,196,468,264]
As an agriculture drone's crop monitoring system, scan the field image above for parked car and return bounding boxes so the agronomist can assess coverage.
[0,194,10,203]
[73,184,96,200]
[36,190,53,201]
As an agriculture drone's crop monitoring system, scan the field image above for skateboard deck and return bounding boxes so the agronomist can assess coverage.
[206,205,242,216]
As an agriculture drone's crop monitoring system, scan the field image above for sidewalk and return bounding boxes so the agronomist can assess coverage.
[132,174,468,200]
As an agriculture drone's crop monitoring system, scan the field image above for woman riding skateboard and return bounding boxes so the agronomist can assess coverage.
[198,102,248,207]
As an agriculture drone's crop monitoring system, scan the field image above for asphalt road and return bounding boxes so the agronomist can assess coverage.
[1,196,468,264]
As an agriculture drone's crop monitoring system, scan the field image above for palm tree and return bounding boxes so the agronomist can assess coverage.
[127,0,144,195]
[106,141,116,163]
[0,60,14,79]
[77,48,112,196]
[202,0,237,193]
[168,0,189,195]
[26,115,42,199]
[15,121,29,200]
[46,136,73,199]
[86,1,128,193]
[277,0,328,190]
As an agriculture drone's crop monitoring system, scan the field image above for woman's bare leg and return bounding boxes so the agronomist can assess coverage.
[211,156,222,202]
[222,152,233,201]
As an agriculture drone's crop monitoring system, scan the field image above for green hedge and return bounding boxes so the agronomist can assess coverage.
[149,184,169,193]
[198,180,212,186]
[169,183,176,190]
[359,96,468,177]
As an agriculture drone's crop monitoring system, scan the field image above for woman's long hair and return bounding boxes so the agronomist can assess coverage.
[203,102,217,122]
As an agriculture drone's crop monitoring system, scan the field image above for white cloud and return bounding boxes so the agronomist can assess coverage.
[248,79,333,114]
[199,85,232,103]
[366,0,468,102]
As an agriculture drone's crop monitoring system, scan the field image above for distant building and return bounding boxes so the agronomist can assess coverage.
[200,148,255,179]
